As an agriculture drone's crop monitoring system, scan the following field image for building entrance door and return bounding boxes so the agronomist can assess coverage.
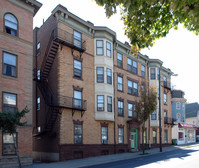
[130,128,137,149]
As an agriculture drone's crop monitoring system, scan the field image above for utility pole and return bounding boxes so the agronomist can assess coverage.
[159,68,162,152]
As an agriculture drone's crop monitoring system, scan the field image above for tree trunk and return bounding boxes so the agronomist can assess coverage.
[12,133,21,168]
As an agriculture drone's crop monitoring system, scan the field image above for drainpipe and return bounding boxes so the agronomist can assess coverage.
[159,67,162,152]
[113,47,116,154]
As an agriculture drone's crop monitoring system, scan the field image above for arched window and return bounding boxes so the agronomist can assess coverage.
[4,13,18,36]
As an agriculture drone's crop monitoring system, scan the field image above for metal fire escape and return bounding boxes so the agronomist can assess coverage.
[35,28,87,134]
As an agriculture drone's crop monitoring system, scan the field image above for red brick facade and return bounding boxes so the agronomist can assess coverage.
[0,0,41,167]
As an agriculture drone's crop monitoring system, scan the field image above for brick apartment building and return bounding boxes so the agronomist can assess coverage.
[0,0,41,167]
[33,4,174,162]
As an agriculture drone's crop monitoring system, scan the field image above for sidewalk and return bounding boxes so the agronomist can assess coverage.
[23,143,199,168]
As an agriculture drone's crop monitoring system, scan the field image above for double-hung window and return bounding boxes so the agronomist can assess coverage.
[164,93,167,104]
[37,97,40,110]
[117,52,123,68]
[164,130,168,143]
[74,60,82,78]
[74,30,82,48]
[117,76,123,91]
[141,65,145,78]
[127,58,132,72]
[118,100,124,116]
[163,76,167,87]
[133,82,138,96]
[128,103,133,117]
[128,80,133,94]
[37,70,40,80]
[106,68,112,84]
[118,128,124,144]
[101,126,108,144]
[3,52,17,77]
[74,124,82,144]
[150,68,156,80]
[3,93,17,114]
[133,61,137,74]
[107,96,112,112]
[151,110,157,120]
[37,42,40,55]
[3,133,16,155]
[4,13,18,36]
[73,90,82,109]
[97,67,104,83]
[97,95,104,111]
[96,40,103,55]
[106,41,111,57]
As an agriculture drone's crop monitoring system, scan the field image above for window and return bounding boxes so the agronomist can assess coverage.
[97,67,104,83]
[128,80,138,96]
[96,40,103,55]
[117,76,123,91]
[182,103,185,110]
[107,68,112,84]
[176,113,181,122]
[107,96,112,112]
[128,80,133,94]
[128,103,137,118]
[141,65,145,78]
[133,61,137,74]
[117,52,123,68]
[133,82,138,96]
[178,132,184,141]
[106,41,111,57]
[37,70,40,80]
[3,133,16,155]
[127,58,132,72]
[73,90,82,109]
[74,124,82,144]
[37,97,40,110]
[164,111,168,123]
[3,93,16,114]
[4,13,18,36]
[3,52,17,77]
[37,42,40,55]
[164,93,167,104]
[157,69,160,80]
[163,76,167,87]
[150,68,156,80]
[74,30,82,48]
[176,102,181,110]
[97,95,104,111]
[118,100,124,116]
[74,60,82,78]
[164,130,168,143]
[101,126,108,144]
[118,128,124,144]
[151,110,157,120]
[153,130,157,144]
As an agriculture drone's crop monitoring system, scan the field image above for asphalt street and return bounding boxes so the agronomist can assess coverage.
[81,145,199,168]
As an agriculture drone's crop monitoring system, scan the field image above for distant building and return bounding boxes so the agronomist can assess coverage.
[171,90,196,145]
[0,0,41,167]
[186,103,199,126]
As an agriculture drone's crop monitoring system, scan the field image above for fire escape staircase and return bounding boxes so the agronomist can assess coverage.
[35,28,87,134]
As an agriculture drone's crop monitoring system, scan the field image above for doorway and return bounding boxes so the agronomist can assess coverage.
[130,128,137,150]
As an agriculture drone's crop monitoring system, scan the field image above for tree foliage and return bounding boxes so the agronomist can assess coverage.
[0,107,29,134]
[94,0,199,49]
[136,84,157,122]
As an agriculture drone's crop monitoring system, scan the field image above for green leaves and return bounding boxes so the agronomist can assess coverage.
[0,107,29,134]
[94,0,199,49]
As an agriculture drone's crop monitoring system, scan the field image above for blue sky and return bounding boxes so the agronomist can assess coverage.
[34,0,199,103]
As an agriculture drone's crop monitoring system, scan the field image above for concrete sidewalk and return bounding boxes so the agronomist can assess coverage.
[23,143,199,168]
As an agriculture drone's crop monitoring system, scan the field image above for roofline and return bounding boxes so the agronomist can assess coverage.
[21,0,42,16]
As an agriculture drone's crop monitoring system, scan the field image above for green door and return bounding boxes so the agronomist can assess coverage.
[130,128,137,149]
